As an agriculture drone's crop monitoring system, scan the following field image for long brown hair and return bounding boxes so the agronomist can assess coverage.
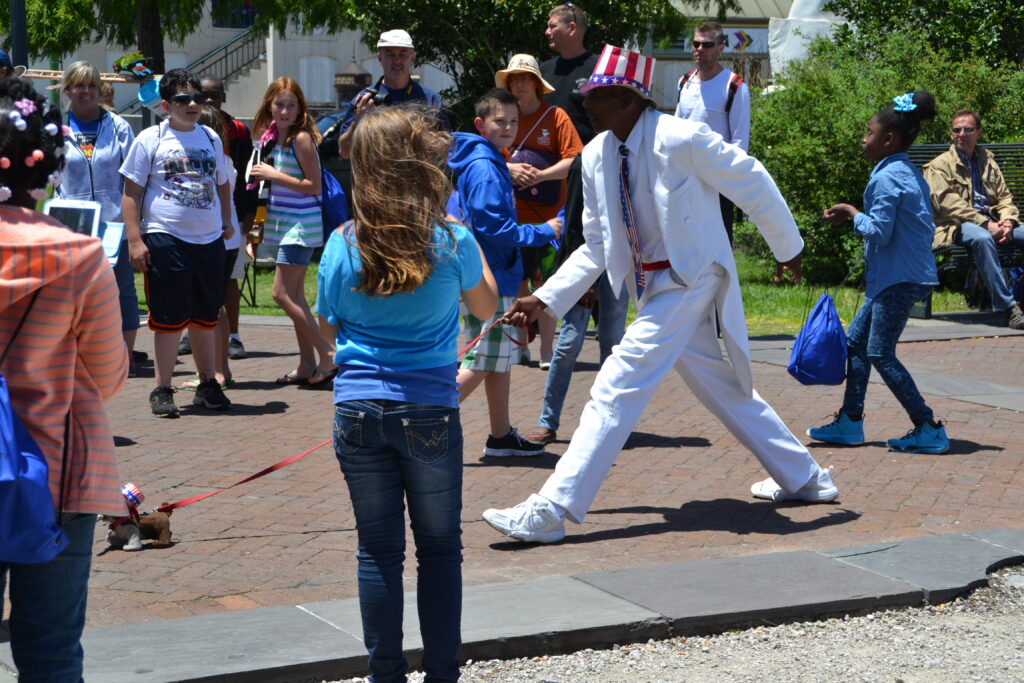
[252,77,322,145]
[349,106,453,296]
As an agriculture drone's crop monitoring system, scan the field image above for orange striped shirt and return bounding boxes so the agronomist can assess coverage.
[1,206,128,516]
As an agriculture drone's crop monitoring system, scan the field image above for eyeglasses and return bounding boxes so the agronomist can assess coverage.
[563,2,577,25]
[169,93,205,105]
[693,39,721,49]
[952,127,977,134]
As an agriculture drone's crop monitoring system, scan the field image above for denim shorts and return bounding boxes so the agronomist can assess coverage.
[276,244,315,267]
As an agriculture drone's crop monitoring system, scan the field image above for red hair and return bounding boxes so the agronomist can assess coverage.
[252,77,322,144]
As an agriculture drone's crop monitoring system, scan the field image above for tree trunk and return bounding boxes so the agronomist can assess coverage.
[136,0,165,74]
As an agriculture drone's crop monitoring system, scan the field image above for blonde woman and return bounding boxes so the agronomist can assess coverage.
[317,106,496,682]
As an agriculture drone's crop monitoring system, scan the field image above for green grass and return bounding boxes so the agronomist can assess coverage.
[136,254,973,337]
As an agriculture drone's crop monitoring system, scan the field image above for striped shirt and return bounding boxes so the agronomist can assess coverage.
[0,206,128,516]
[264,142,323,247]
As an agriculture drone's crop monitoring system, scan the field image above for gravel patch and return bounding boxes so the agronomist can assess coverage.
[324,564,1024,682]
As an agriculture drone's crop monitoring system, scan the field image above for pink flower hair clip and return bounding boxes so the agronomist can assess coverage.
[13,98,37,117]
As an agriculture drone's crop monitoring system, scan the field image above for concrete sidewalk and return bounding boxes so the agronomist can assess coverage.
[2,311,1023,681]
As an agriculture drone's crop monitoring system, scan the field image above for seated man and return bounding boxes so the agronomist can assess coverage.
[924,109,1024,328]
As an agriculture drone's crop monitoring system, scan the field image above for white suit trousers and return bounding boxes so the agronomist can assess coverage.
[538,265,821,524]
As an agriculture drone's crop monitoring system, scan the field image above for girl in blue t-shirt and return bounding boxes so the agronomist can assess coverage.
[811,91,948,454]
[316,106,496,682]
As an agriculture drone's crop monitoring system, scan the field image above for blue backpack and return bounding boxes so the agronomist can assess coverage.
[291,142,349,242]
[788,292,848,385]
[1,290,69,564]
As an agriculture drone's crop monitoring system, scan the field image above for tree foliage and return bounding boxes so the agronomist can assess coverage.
[744,26,1024,284]
[247,0,738,126]
[824,0,1024,67]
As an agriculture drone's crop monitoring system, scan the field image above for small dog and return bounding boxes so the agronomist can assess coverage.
[104,508,173,551]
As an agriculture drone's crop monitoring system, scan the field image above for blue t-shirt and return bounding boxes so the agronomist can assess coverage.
[317,221,483,407]
[68,112,101,159]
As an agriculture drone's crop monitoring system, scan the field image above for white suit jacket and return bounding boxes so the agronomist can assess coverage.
[535,108,803,396]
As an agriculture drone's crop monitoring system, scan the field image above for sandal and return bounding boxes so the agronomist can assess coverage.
[303,367,338,388]
[182,376,233,391]
[275,371,310,385]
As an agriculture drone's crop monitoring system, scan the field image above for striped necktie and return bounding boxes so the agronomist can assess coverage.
[618,143,646,298]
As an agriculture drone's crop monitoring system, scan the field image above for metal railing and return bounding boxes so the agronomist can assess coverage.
[118,29,265,115]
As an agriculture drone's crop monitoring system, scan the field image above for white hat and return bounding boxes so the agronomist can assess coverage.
[494,54,555,95]
[377,29,414,50]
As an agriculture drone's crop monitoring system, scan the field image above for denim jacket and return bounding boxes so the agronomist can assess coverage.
[56,110,135,223]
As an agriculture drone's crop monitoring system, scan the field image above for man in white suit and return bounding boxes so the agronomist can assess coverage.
[483,45,839,544]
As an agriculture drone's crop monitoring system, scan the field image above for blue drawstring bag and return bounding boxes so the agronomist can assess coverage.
[1,291,69,564]
[788,292,848,385]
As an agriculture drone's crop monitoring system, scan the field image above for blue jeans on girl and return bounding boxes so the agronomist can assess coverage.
[334,400,463,683]
[1,513,96,682]
[841,282,934,425]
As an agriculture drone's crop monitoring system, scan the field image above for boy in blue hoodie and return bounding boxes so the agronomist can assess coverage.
[448,88,562,457]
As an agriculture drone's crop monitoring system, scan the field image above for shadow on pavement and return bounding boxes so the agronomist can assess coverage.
[623,431,711,450]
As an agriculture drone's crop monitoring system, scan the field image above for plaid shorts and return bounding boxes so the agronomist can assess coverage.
[461,296,518,373]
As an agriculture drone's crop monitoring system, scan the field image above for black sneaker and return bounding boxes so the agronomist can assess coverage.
[1007,304,1024,330]
[131,350,149,362]
[128,356,138,378]
[193,378,231,410]
[150,386,179,417]
[178,334,192,356]
[484,428,546,457]
[227,337,248,360]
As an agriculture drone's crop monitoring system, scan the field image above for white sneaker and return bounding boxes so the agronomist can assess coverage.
[482,494,566,543]
[750,466,839,503]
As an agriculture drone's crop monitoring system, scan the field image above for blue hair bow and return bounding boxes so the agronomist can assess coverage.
[893,93,917,112]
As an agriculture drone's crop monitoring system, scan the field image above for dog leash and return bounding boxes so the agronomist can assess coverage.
[458,316,531,357]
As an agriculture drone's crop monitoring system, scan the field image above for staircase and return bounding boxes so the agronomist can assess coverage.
[118,29,265,116]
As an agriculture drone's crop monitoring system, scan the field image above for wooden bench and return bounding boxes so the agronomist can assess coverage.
[906,142,1024,317]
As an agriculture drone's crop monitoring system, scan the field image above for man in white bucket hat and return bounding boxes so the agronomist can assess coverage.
[336,29,444,158]
[483,44,838,543]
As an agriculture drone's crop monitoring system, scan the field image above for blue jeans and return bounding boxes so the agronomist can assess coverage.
[841,282,934,426]
[1,513,96,683]
[113,240,141,332]
[538,278,627,431]
[959,222,1024,311]
[334,400,463,683]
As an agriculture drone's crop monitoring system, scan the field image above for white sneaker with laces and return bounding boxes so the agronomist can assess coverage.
[750,466,839,503]
[482,494,566,543]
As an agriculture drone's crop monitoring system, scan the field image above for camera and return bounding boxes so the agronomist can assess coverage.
[365,79,391,107]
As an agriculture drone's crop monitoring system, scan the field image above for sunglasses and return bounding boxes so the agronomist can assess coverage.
[563,2,577,25]
[169,93,205,105]
[693,39,721,49]
[952,127,977,134]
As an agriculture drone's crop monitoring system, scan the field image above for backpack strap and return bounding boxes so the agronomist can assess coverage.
[677,68,698,96]
[1,289,41,366]
[725,73,744,114]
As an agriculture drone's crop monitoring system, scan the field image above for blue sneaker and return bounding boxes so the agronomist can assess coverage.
[807,412,864,445]
[887,422,949,454]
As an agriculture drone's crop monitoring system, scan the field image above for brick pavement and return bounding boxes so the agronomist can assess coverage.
[76,321,1024,628]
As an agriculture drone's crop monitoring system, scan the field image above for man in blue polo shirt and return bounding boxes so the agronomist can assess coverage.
[336,29,444,159]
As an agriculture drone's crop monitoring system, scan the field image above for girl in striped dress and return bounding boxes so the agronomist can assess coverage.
[250,78,337,386]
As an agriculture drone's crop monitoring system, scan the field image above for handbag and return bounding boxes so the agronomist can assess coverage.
[0,290,70,564]
[787,292,848,386]
[510,107,562,206]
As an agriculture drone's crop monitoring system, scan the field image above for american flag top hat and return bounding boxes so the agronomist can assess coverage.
[579,45,657,105]
[121,482,145,508]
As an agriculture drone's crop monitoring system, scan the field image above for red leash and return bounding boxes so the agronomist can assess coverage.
[156,438,332,513]
[458,317,531,357]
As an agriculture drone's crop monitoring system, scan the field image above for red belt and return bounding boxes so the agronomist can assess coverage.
[641,260,671,272]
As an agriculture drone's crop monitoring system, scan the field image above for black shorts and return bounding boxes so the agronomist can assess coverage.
[143,232,226,333]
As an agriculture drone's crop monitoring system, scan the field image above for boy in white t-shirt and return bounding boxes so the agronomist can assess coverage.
[121,68,235,417]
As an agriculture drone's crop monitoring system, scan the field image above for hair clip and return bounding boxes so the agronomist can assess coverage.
[13,98,37,117]
[47,170,63,187]
[23,149,44,168]
[27,188,48,201]
[0,186,10,203]
[892,93,917,112]
[8,111,26,131]
[0,157,9,169]
[44,122,59,136]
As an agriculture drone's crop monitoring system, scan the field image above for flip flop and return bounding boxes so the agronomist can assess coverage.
[303,367,338,388]
[275,371,310,385]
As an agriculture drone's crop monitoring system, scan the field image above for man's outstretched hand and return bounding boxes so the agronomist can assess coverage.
[502,295,547,327]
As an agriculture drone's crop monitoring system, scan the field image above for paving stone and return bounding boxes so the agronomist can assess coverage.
[302,576,666,662]
[967,528,1024,554]
[822,533,1024,603]
[575,550,922,634]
